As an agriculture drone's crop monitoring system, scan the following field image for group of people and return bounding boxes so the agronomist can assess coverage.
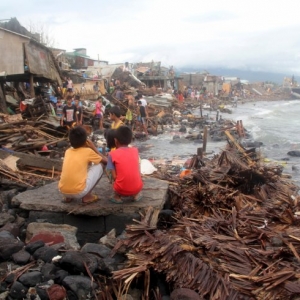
[58,124,143,205]
[56,95,83,128]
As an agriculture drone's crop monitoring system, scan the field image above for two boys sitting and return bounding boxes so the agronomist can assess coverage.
[59,125,143,204]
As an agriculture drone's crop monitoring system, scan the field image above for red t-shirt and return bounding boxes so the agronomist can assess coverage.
[109,147,143,196]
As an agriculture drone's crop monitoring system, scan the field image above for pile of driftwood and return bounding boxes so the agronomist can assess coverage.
[111,136,300,299]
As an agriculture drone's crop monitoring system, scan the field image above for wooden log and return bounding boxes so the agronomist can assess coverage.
[0,149,63,171]
[202,126,208,153]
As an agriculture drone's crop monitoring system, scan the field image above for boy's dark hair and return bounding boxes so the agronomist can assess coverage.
[69,126,87,148]
[109,106,121,118]
[66,95,72,101]
[115,126,132,145]
[74,95,80,100]
[104,129,116,149]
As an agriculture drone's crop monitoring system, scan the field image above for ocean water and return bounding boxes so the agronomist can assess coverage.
[134,99,300,185]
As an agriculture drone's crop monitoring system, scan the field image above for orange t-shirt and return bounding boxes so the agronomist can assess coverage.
[58,147,102,194]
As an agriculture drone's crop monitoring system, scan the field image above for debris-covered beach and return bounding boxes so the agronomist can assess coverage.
[0,17,300,300]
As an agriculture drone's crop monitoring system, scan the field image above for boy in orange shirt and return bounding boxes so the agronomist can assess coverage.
[59,126,107,204]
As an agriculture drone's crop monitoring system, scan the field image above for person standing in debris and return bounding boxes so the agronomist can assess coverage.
[93,81,99,93]
[61,95,76,128]
[81,83,86,93]
[232,95,238,107]
[109,106,124,129]
[115,87,124,100]
[109,81,115,94]
[126,92,135,126]
[178,91,184,104]
[56,97,64,118]
[94,96,104,130]
[58,126,107,204]
[137,100,148,136]
[74,95,83,125]
[107,126,143,204]
[67,77,73,93]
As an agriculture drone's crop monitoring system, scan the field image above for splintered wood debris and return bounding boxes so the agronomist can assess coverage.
[111,141,300,300]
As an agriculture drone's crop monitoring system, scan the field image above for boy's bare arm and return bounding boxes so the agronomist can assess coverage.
[111,170,117,180]
[86,139,108,164]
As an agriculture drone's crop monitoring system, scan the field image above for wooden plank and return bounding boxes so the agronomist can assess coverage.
[224,130,253,165]
[0,149,62,171]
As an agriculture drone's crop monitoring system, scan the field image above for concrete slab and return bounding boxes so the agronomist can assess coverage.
[12,177,169,216]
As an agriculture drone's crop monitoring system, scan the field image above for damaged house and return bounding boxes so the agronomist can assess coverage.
[0,25,62,113]
[134,61,182,90]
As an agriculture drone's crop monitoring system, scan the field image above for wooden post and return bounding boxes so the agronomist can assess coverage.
[199,101,203,118]
[216,110,219,122]
[197,147,203,159]
[30,74,35,98]
[203,126,208,153]
[240,120,245,137]
[0,82,8,113]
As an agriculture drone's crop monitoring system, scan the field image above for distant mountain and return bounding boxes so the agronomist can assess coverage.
[177,67,298,84]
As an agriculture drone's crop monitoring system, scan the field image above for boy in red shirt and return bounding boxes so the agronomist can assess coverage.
[107,126,143,204]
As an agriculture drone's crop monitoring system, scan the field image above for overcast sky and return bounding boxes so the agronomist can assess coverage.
[1,0,300,75]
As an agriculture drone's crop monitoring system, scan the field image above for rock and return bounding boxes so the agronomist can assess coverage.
[54,270,69,284]
[9,281,28,299]
[59,251,99,275]
[15,215,26,227]
[172,135,180,140]
[99,229,117,248]
[127,288,142,300]
[33,246,58,263]
[0,231,15,239]
[12,250,31,265]
[0,282,7,293]
[0,222,20,238]
[47,284,66,300]
[170,138,190,144]
[0,189,18,208]
[41,263,60,281]
[26,223,80,250]
[62,275,97,299]
[36,286,50,300]
[101,253,127,273]
[292,165,299,172]
[281,157,290,161]
[81,243,111,258]
[0,237,24,261]
[179,126,187,133]
[19,271,43,287]
[25,240,45,254]
[272,144,280,148]
[170,288,202,300]
[0,212,15,227]
[5,273,15,284]
[287,151,300,157]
